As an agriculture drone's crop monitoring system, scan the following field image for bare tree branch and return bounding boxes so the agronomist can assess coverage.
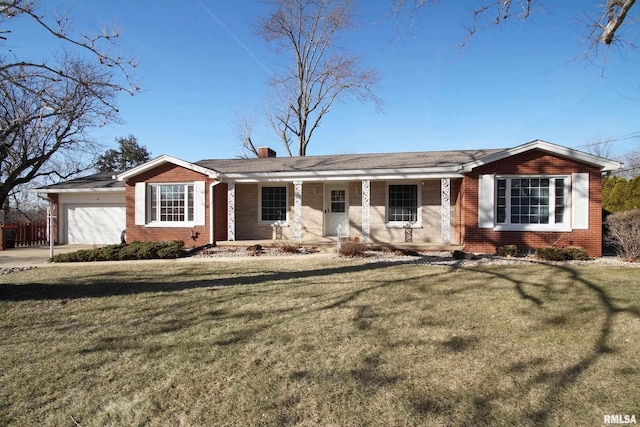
[0,0,139,208]
[0,0,139,96]
[601,0,637,44]
[258,0,380,156]
[396,1,639,53]
[233,109,261,158]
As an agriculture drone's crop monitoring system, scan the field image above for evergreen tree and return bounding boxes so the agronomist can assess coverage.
[96,135,151,172]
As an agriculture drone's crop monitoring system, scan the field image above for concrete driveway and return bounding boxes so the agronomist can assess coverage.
[0,245,94,268]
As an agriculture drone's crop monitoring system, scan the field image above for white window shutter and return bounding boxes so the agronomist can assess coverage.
[478,174,495,228]
[135,182,146,225]
[572,173,589,229]
[194,181,206,226]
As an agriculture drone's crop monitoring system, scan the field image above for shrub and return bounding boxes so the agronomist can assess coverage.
[51,241,187,262]
[452,250,476,260]
[339,240,367,257]
[535,247,590,261]
[561,247,590,261]
[246,244,264,256]
[535,247,566,261]
[279,242,301,253]
[496,245,519,257]
[605,209,640,262]
[157,246,184,259]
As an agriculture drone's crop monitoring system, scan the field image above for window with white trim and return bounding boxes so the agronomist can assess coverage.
[387,184,419,224]
[149,184,194,223]
[496,177,567,226]
[260,185,288,223]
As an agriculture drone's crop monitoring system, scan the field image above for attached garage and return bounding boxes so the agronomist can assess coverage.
[33,172,126,245]
[58,191,126,245]
[64,203,126,244]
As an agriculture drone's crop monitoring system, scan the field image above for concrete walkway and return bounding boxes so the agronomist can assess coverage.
[0,245,95,268]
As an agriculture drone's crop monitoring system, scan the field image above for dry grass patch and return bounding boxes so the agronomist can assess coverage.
[0,260,639,426]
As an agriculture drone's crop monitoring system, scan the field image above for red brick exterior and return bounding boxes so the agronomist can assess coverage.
[460,149,604,257]
[213,182,228,243]
[125,163,227,247]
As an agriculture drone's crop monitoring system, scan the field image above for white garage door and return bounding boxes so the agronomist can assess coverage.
[65,204,126,245]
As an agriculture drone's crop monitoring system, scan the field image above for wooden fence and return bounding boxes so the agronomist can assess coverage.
[2,223,48,248]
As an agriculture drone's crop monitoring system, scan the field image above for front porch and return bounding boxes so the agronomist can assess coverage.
[225,178,459,247]
[216,239,463,254]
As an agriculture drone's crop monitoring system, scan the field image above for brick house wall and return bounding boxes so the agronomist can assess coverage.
[212,183,228,244]
[460,149,603,256]
[125,163,221,247]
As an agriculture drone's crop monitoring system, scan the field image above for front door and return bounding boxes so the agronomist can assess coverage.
[324,185,349,237]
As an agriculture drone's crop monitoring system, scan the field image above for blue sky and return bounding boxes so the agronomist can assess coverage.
[9,1,640,162]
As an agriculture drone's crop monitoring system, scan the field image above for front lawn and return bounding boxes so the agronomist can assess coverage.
[0,259,638,426]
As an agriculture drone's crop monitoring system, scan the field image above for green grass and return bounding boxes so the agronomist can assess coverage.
[1,259,639,426]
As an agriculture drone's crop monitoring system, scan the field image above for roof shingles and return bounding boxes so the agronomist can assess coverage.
[37,148,507,191]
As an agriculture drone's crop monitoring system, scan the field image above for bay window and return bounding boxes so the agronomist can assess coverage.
[149,184,194,223]
[495,176,568,228]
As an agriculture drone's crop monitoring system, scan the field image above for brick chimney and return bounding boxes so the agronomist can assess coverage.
[258,147,277,158]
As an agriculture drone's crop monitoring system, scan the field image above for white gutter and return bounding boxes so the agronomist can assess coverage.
[30,187,125,194]
[223,169,464,183]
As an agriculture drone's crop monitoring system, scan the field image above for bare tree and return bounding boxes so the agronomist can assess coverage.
[395,1,638,51]
[619,149,640,178]
[583,137,614,159]
[0,1,138,208]
[233,108,260,158]
[257,0,380,156]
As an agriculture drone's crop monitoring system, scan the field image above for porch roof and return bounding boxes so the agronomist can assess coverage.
[196,148,504,181]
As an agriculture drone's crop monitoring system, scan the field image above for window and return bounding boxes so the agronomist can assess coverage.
[149,184,194,223]
[330,189,346,213]
[260,186,287,222]
[496,177,566,227]
[388,184,418,223]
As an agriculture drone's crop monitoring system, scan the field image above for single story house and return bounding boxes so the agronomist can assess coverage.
[35,140,621,257]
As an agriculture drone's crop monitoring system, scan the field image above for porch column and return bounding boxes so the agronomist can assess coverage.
[227,181,235,241]
[361,180,370,242]
[441,178,451,244]
[294,181,302,243]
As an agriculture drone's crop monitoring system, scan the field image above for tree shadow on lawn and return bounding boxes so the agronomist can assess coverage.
[3,258,639,425]
[442,263,640,426]
[0,260,414,302]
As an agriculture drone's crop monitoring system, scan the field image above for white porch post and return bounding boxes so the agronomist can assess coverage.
[227,181,235,241]
[361,180,370,242]
[294,181,302,243]
[441,178,451,244]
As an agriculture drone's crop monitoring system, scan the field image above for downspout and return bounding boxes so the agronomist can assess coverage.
[209,181,222,245]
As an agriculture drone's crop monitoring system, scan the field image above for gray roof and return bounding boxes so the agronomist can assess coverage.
[195,149,506,174]
[37,172,124,191]
[37,148,508,191]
